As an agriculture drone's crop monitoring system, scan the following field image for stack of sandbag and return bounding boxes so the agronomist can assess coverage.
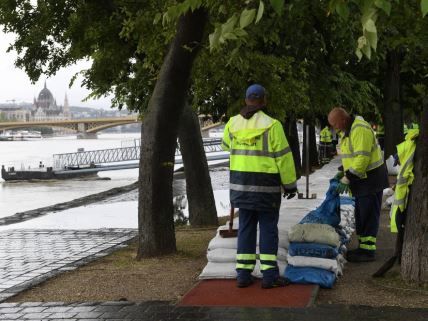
[284,179,352,288]
[199,204,317,279]
[199,219,288,279]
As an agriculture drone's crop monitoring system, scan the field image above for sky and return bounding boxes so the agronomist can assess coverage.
[0,32,113,109]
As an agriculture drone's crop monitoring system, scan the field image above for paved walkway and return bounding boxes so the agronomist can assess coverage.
[0,229,137,302]
[0,301,426,320]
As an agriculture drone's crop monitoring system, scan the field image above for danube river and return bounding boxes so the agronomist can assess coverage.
[0,133,230,221]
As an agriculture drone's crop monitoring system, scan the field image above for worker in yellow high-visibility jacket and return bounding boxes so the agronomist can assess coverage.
[319,125,333,164]
[390,128,419,234]
[328,107,389,262]
[222,84,297,289]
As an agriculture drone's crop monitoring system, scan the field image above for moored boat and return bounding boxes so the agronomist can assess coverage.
[1,165,99,181]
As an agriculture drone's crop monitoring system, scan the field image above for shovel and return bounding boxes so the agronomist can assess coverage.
[219,205,238,238]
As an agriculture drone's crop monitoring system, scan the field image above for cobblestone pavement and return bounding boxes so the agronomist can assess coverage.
[0,229,137,302]
[0,301,426,320]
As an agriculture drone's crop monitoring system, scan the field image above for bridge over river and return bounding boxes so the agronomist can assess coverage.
[0,116,139,139]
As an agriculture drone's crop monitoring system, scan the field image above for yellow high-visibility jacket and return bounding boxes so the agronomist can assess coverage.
[320,126,333,143]
[222,111,297,210]
[390,129,418,233]
[340,116,384,179]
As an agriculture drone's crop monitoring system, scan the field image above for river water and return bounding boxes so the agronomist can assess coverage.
[0,133,231,222]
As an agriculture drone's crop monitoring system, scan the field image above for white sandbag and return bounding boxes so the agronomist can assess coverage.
[383,194,394,210]
[383,188,394,196]
[287,254,340,275]
[207,247,288,263]
[386,155,399,175]
[199,260,287,279]
[289,224,340,247]
[199,262,236,279]
[209,231,289,250]
[208,234,237,250]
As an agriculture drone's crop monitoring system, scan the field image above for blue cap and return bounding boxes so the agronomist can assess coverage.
[245,84,265,99]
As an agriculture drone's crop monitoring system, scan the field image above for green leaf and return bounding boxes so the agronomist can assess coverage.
[209,27,221,52]
[234,28,248,37]
[153,13,161,25]
[218,5,227,14]
[374,0,391,15]
[361,42,372,59]
[422,0,428,17]
[357,35,368,49]
[223,32,238,40]
[239,8,256,29]
[365,30,378,51]
[221,15,238,34]
[364,18,377,33]
[336,2,350,19]
[256,1,265,24]
[270,0,284,16]
[355,48,363,61]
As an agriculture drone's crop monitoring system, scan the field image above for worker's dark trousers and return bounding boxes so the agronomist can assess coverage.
[236,208,279,282]
[354,191,383,252]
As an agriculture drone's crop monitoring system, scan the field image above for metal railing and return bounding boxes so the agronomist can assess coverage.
[53,138,223,169]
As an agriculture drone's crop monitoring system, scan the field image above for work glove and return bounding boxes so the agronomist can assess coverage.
[333,171,344,180]
[283,187,297,199]
[336,176,350,194]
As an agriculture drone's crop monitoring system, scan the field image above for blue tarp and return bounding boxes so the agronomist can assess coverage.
[285,265,337,289]
[299,179,341,227]
[288,242,339,259]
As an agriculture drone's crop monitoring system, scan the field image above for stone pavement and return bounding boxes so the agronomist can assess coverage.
[0,301,426,320]
[0,229,137,302]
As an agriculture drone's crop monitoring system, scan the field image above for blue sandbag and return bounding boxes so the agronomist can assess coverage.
[340,196,355,206]
[288,242,339,259]
[299,179,341,227]
[336,227,351,245]
[284,265,337,289]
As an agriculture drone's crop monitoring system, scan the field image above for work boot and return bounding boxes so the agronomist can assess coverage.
[236,277,254,288]
[346,249,375,262]
[261,277,289,289]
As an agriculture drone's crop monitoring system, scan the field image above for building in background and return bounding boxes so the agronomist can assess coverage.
[31,82,70,121]
[0,82,70,122]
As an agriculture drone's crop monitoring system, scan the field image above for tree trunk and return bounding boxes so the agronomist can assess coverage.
[302,120,319,174]
[383,49,404,159]
[137,9,207,259]
[401,96,428,283]
[178,103,218,227]
[283,115,302,179]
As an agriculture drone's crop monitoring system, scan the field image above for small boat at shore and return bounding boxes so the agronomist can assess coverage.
[1,164,99,181]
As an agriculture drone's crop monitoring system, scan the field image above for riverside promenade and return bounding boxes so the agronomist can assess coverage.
[0,161,426,320]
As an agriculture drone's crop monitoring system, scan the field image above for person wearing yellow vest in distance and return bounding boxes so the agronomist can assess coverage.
[390,128,419,235]
[319,125,333,164]
[328,107,389,262]
[222,84,297,288]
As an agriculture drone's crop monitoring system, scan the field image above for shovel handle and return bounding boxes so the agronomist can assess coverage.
[229,206,235,232]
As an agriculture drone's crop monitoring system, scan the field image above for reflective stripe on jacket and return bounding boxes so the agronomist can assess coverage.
[390,129,418,233]
[222,111,297,209]
[320,126,332,143]
[340,116,384,179]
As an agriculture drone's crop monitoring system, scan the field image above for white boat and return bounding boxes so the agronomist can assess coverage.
[8,130,43,141]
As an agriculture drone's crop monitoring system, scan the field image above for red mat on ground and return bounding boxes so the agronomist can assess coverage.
[178,279,318,308]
